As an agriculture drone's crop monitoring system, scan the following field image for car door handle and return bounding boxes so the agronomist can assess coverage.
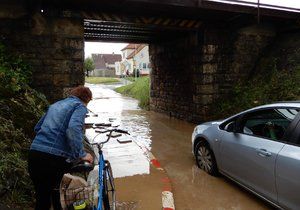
[256,148,272,157]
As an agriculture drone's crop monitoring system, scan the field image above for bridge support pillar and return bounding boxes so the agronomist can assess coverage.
[150,25,276,123]
[0,2,84,102]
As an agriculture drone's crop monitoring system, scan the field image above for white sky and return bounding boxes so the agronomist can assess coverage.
[247,0,300,8]
[208,0,300,9]
[84,0,299,57]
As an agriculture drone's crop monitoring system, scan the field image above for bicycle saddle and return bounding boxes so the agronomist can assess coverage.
[70,161,94,173]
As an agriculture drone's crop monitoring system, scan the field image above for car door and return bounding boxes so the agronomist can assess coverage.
[276,110,300,210]
[219,108,297,203]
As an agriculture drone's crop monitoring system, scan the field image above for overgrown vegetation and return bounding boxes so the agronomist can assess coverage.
[115,76,150,110]
[212,57,300,119]
[0,43,48,208]
[85,76,120,84]
[0,44,32,97]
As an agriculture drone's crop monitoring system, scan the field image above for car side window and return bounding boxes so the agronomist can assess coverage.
[240,108,299,141]
[220,117,238,132]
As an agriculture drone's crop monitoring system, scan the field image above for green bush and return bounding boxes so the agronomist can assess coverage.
[212,64,300,119]
[0,117,33,207]
[115,76,150,109]
[0,44,32,97]
[0,42,49,207]
[0,88,48,139]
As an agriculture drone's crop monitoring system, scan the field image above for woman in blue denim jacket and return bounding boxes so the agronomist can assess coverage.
[28,86,94,210]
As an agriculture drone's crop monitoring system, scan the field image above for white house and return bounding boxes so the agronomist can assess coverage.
[119,43,151,76]
[127,44,151,76]
[120,44,137,75]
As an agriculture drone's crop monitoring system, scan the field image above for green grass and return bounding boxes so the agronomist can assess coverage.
[85,77,120,84]
[115,76,150,110]
[124,76,136,82]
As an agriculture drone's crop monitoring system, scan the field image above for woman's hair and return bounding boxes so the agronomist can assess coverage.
[70,86,92,103]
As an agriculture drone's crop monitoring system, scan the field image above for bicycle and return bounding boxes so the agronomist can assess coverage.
[61,126,130,210]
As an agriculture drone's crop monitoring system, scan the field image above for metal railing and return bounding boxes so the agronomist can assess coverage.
[202,0,300,13]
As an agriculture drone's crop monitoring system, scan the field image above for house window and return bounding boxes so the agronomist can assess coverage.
[139,63,142,69]
[143,63,147,69]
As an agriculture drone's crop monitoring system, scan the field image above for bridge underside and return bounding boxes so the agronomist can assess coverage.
[24,0,300,43]
[83,18,191,43]
[1,0,300,122]
[81,0,298,43]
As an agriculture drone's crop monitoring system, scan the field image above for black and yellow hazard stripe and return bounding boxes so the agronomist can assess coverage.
[82,12,202,29]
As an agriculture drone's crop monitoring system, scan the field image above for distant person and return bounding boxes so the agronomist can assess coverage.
[28,86,94,210]
[126,69,129,76]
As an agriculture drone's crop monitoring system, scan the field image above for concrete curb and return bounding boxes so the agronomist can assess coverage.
[150,153,175,210]
[133,141,175,210]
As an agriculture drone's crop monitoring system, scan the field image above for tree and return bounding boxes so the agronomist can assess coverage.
[84,57,95,77]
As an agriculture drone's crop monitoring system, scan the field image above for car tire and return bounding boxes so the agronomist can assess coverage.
[195,141,219,176]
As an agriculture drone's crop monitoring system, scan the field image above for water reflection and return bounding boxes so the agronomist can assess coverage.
[85,83,151,178]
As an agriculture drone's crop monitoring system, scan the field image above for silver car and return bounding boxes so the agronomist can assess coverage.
[192,102,300,210]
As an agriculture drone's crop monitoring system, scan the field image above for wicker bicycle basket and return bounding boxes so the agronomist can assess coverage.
[60,184,98,210]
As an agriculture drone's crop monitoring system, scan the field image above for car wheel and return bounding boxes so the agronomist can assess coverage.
[195,141,218,176]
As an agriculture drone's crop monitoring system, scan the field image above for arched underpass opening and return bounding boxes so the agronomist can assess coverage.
[82,15,201,122]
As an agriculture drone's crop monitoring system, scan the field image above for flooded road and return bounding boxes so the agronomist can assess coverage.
[85,82,272,210]
[85,83,151,178]
[146,114,273,210]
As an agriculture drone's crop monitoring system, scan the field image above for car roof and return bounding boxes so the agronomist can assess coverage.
[253,102,300,109]
[222,101,300,123]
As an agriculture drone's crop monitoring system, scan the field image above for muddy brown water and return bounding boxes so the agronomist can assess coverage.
[85,83,273,210]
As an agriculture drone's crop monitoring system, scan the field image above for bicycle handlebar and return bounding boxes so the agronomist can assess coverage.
[92,128,130,147]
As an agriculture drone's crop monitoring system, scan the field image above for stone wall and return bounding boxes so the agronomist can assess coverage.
[150,34,196,121]
[0,1,84,102]
[150,24,277,123]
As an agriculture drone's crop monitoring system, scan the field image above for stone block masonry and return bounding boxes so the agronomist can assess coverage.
[0,1,84,102]
[150,24,276,123]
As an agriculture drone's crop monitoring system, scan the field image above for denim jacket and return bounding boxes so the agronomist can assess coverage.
[30,96,88,161]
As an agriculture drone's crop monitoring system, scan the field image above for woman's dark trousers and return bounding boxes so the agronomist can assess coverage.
[28,150,71,210]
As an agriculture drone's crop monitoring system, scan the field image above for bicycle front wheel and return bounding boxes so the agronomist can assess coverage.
[102,160,116,210]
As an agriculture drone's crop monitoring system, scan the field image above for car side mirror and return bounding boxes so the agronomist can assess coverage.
[224,121,236,133]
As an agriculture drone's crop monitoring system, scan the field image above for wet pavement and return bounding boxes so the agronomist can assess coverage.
[85,82,273,210]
